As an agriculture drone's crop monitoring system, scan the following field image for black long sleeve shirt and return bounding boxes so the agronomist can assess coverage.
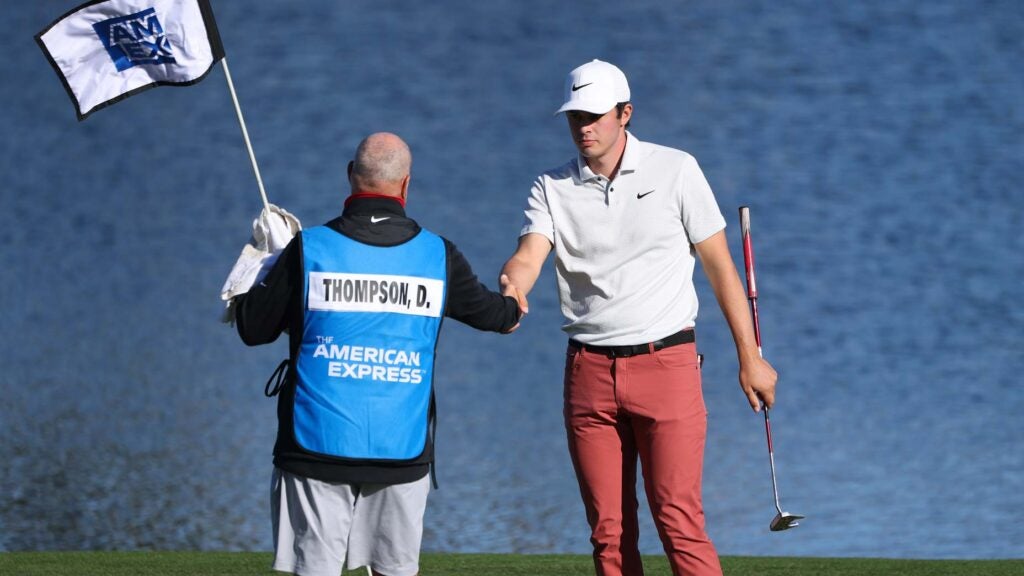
[235,196,520,484]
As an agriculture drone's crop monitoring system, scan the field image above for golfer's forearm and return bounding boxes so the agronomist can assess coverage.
[713,272,761,363]
[500,257,541,295]
[500,233,551,296]
[696,232,760,363]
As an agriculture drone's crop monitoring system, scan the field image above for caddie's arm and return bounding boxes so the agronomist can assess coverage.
[499,232,553,311]
[694,230,777,411]
[444,240,523,334]
[235,236,301,346]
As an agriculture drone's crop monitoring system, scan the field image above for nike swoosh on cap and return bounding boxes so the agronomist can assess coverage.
[370,216,390,223]
[571,82,593,92]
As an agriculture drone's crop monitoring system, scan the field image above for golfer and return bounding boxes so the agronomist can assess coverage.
[235,132,525,576]
[500,60,778,575]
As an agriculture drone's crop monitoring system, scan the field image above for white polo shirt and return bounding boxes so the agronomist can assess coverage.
[521,132,726,345]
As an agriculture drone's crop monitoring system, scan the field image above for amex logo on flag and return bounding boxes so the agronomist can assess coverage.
[93,8,178,71]
[36,0,225,120]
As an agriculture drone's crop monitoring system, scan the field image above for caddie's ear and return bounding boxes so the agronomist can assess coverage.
[400,174,410,201]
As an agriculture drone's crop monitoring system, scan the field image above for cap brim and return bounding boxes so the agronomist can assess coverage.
[554,98,617,116]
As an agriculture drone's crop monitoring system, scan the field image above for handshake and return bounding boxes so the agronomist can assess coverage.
[499,273,529,333]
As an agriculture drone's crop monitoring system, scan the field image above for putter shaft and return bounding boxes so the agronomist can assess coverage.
[739,206,804,531]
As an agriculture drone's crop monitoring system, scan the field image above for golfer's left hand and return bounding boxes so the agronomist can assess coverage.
[740,355,777,412]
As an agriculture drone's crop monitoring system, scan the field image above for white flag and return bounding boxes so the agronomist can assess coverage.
[36,0,225,120]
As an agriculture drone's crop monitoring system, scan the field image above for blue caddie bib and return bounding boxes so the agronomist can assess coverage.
[294,226,446,461]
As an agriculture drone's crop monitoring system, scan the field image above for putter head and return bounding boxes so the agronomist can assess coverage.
[769,511,805,532]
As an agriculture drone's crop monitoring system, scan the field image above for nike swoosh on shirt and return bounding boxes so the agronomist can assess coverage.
[637,190,656,199]
[370,216,390,223]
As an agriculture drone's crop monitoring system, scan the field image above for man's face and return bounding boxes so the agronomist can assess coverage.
[565,105,631,161]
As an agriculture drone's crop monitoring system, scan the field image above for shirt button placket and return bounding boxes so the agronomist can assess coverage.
[603,178,615,206]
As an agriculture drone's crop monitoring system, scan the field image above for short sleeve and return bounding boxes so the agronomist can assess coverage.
[680,155,726,244]
[519,176,555,243]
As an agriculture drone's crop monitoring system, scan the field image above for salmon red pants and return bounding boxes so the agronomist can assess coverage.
[563,340,722,576]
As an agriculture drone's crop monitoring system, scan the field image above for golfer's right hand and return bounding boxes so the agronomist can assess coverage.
[500,274,528,333]
[740,355,777,412]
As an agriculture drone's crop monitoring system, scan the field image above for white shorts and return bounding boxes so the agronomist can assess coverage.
[270,468,429,576]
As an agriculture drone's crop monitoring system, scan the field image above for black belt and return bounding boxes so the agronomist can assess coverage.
[569,328,695,358]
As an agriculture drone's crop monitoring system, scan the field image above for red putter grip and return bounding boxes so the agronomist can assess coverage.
[739,206,757,299]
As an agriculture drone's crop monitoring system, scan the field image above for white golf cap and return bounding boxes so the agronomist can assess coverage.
[555,59,631,115]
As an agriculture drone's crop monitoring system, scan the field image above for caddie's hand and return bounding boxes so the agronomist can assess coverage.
[740,355,777,412]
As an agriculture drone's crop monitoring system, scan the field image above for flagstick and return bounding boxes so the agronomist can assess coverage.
[221,56,270,213]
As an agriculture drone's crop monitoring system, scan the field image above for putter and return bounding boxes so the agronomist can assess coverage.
[739,206,805,532]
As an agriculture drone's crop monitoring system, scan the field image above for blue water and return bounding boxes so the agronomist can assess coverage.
[2,0,1022,560]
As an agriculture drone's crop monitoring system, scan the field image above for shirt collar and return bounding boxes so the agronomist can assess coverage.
[344,191,406,208]
[342,195,407,218]
[576,131,639,182]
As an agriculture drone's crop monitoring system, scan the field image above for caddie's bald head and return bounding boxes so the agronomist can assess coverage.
[349,132,412,197]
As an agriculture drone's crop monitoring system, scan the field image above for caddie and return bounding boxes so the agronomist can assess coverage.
[234,132,526,576]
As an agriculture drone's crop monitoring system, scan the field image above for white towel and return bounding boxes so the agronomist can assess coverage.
[220,204,301,324]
